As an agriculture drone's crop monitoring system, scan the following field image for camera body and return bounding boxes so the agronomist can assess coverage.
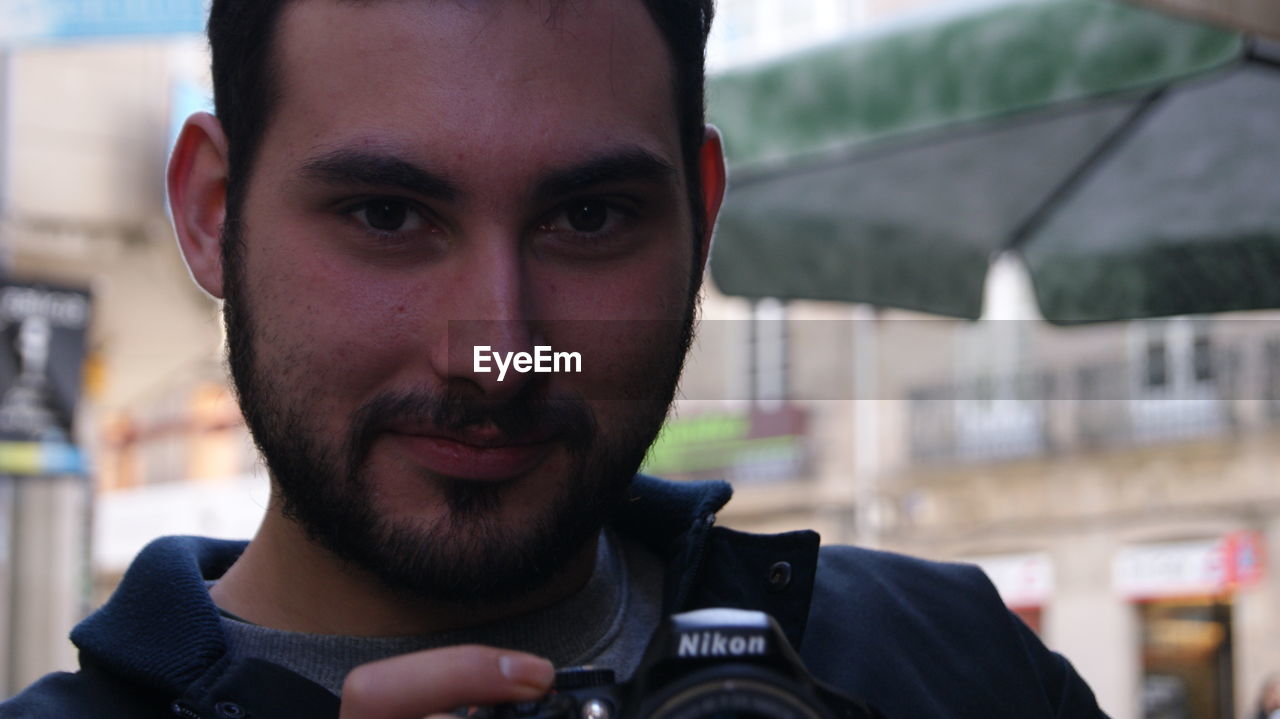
[487,608,883,719]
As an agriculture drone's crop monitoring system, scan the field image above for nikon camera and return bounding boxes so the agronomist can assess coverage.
[483,608,885,719]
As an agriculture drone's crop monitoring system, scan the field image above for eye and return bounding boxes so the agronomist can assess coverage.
[541,198,628,237]
[351,198,426,233]
[565,200,609,233]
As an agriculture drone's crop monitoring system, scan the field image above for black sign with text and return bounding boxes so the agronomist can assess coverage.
[0,280,91,475]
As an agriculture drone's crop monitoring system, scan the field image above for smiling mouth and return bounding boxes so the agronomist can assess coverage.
[385,429,556,480]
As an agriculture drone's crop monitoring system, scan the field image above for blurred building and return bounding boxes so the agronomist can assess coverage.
[686,3,1280,719]
[0,26,232,695]
[682,284,1280,719]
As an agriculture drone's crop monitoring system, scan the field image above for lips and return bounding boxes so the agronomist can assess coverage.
[384,425,556,480]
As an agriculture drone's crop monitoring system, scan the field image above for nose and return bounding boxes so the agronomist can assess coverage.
[441,239,539,400]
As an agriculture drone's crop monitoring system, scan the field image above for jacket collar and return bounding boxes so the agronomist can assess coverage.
[616,475,820,650]
[72,535,244,695]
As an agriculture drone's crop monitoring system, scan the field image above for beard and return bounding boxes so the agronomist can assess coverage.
[219,219,698,604]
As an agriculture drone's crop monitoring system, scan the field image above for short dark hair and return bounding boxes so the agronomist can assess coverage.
[207,0,716,248]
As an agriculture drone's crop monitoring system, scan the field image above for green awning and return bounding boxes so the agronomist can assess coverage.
[707,0,1280,323]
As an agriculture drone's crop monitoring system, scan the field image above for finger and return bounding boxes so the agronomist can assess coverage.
[340,645,554,719]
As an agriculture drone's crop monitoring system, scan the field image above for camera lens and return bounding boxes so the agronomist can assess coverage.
[645,677,825,719]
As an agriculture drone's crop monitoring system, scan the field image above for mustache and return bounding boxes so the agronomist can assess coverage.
[346,385,598,465]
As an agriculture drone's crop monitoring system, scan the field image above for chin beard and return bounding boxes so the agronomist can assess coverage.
[218,219,694,604]
[250,386,663,604]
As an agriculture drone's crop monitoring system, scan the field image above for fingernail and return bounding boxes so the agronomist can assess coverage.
[499,654,554,689]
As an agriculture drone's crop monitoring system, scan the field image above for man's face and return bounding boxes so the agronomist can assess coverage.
[222,0,703,601]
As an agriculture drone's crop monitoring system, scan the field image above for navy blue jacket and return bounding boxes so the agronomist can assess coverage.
[0,477,1107,718]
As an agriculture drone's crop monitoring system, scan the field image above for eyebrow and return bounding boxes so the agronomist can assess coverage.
[532,147,679,203]
[298,145,678,204]
[300,149,462,201]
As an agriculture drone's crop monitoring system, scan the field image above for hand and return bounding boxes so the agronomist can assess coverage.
[340,645,555,719]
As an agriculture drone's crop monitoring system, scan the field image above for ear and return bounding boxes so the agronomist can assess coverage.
[168,112,231,299]
[696,125,727,273]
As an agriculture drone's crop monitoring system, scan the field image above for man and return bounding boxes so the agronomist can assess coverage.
[2,1,1107,717]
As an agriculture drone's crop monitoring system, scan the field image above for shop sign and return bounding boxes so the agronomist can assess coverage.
[0,280,91,475]
[967,552,1053,608]
[1113,533,1267,600]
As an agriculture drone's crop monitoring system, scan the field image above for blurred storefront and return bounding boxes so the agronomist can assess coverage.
[1116,534,1266,719]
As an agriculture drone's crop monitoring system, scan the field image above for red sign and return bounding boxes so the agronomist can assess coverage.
[1223,530,1265,589]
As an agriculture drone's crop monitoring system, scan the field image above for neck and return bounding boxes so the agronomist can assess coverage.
[210,491,599,636]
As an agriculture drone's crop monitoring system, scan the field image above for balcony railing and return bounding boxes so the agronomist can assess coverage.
[908,374,1055,463]
[906,339,1273,464]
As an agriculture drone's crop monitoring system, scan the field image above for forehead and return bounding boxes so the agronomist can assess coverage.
[267,0,680,180]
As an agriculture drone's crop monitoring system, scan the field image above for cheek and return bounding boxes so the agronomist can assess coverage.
[533,248,695,399]
[537,245,695,321]
[244,241,430,402]
[543,316,689,405]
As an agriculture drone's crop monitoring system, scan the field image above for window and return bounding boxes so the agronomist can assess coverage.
[1145,338,1168,389]
[1192,332,1214,383]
